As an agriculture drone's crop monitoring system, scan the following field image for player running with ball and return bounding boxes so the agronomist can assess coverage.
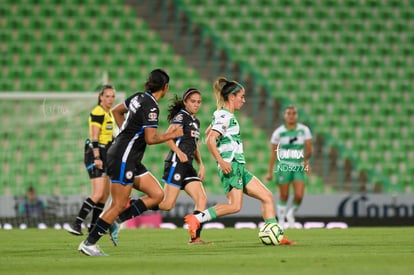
[184,77,295,245]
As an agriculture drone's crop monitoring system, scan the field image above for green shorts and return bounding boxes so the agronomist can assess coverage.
[275,163,306,184]
[218,161,254,194]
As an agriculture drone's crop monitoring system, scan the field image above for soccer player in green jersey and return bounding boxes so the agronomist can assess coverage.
[184,77,295,245]
[266,105,312,229]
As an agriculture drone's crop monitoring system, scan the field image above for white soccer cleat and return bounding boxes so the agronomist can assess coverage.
[78,241,108,256]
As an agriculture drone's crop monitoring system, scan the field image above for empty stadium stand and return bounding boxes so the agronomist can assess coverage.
[1,0,411,196]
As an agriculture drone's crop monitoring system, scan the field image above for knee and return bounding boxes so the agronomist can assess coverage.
[228,203,242,214]
[158,201,174,211]
[150,189,164,203]
[111,199,128,213]
[264,192,275,204]
[155,191,164,203]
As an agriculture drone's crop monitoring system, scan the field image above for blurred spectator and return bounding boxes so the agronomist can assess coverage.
[18,186,45,218]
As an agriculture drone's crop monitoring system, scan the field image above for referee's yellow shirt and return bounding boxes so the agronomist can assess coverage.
[88,105,114,145]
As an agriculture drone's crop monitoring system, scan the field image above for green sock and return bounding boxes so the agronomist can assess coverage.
[197,207,217,223]
[265,218,277,224]
[207,207,217,219]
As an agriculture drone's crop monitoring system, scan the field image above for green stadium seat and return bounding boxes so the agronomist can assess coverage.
[2,0,413,195]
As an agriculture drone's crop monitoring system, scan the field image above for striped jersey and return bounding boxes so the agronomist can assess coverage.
[211,108,245,163]
[270,123,312,166]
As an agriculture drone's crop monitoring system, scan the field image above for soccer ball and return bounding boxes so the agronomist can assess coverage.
[258,222,284,245]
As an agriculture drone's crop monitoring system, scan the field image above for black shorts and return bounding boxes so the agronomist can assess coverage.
[106,152,148,185]
[162,161,201,190]
[84,139,110,179]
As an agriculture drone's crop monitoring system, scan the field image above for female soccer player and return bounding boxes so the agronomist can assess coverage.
[266,105,312,228]
[66,85,115,236]
[78,69,183,256]
[184,77,295,245]
[158,88,208,244]
[112,88,209,245]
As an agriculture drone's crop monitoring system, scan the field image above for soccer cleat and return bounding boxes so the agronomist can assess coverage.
[66,223,83,236]
[109,222,120,247]
[279,235,297,246]
[78,240,108,256]
[184,214,200,240]
[188,237,213,245]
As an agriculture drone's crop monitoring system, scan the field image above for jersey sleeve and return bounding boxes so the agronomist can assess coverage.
[304,125,312,140]
[123,93,134,109]
[171,112,184,126]
[90,106,105,126]
[270,128,281,145]
[142,103,159,128]
[211,111,230,135]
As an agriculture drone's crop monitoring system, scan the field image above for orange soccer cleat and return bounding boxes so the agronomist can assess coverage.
[184,214,200,240]
[279,235,297,246]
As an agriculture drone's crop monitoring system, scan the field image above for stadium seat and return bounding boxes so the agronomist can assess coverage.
[2,0,413,195]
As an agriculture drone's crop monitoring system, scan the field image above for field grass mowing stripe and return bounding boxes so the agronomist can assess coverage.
[0,227,413,275]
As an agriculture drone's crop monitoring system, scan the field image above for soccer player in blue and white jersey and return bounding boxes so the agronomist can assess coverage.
[78,69,183,256]
[158,88,209,244]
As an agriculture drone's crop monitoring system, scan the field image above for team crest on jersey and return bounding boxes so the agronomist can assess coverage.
[148,112,158,121]
[174,173,181,181]
[175,114,183,122]
[126,171,133,180]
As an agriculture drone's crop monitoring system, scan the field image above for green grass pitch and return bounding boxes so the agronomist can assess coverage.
[0,227,413,275]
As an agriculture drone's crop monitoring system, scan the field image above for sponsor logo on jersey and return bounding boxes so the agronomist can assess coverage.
[129,97,141,113]
[148,112,158,121]
[276,143,304,166]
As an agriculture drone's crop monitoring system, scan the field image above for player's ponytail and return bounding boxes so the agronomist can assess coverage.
[213,77,244,109]
[167,95,184,122]
[213,77,227,109]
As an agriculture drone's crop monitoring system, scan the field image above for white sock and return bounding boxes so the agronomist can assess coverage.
[195,209,212,223]
[287,205,298,216]
[277,204,287,224]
